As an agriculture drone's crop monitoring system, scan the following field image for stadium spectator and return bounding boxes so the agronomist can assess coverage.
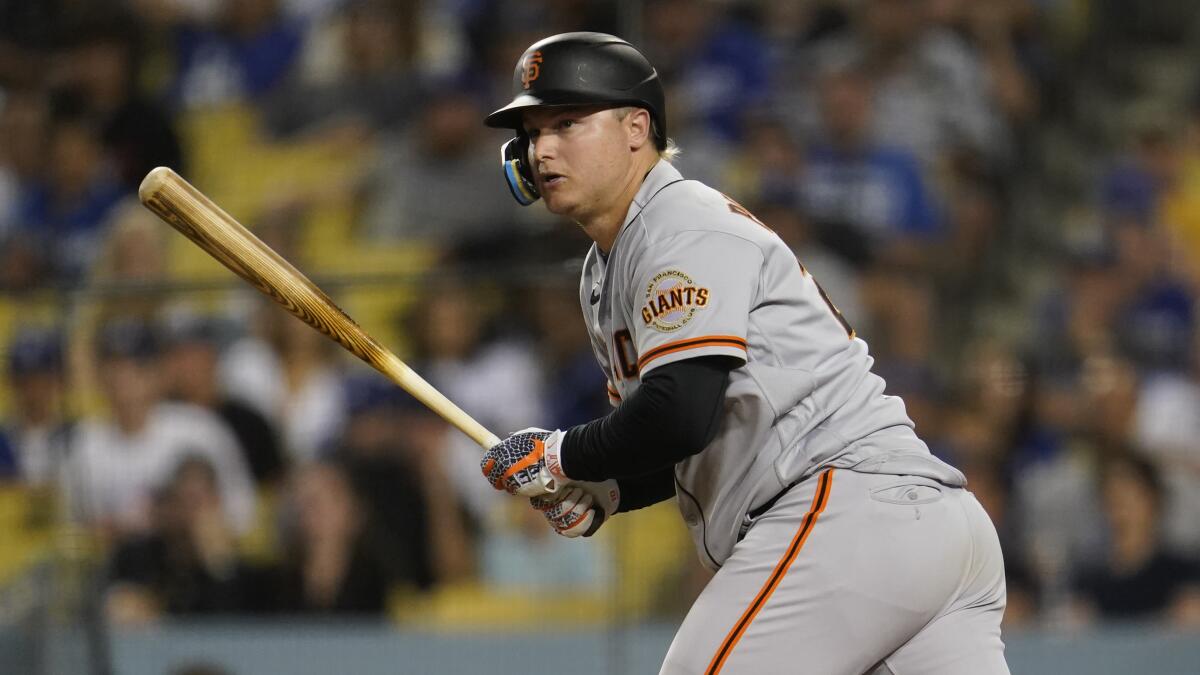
[1109,220,1195,372]
[1077,354,1140,452]
[527,282,610,430]
[14,102,125,283]
[0,327,72,485]
[779,0,1008,171]
[758,0,852,58]
[956,338,1034,466]
[0,89,51,289]
[1010,363,1106,611]
[64,319,256,536]
[271,461,391,615]
[262,0,420,140]
[1030,247,1123,380]
[163,316,287,485]
[0,89,39,231]
[925,0,1040,126]
[797,66,942,265]
[336,375,473,589]
[86,198,173,304]
[934,177,1005,320]
[64,198,174,415]
[54,10,184,191]
[105,457,258,624]
[1099,123,1177,228]
[357,78,520,245]
[719,115,805,212]
[639,0,771,142]
[859,265,937,389]
[159,0,306,109]
[1133,325,1200,556]
[1070,452,1200,627]
[219,304,347,464]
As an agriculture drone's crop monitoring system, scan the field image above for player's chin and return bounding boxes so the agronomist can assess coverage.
[541,192,576,216]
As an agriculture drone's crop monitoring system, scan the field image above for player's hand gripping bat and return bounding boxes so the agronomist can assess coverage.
[138,167,502,450]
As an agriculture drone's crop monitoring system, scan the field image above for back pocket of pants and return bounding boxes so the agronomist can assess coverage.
[869,482,944,505]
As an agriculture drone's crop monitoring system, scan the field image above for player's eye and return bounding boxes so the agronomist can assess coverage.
[559,119,575,130]
[526,128,540,140]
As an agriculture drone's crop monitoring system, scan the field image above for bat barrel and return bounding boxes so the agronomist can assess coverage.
[140,167,381,359]
[138,167,501,450]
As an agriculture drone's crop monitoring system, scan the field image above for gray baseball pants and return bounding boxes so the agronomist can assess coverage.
[660,468,1010,675]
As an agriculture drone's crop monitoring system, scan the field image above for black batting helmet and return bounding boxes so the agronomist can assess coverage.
[485,32,667,150]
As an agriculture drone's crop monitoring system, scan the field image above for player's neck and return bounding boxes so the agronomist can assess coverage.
[580,154,658,254]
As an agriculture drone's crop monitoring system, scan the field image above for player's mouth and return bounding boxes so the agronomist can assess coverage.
[540,172,566,189]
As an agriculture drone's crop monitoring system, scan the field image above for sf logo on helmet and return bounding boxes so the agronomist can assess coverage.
[522,51,544,90]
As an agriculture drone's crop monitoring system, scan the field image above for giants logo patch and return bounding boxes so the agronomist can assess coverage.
[641,270,709,332]
[521,51,543,89]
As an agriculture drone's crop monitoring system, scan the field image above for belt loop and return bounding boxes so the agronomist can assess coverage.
[737,512,753,542]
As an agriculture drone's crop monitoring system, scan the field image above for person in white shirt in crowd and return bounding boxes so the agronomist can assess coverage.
[219,303,347,464]
[65,318,255,536]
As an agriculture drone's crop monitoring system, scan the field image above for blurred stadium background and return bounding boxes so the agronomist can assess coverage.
[0,0,1199,673]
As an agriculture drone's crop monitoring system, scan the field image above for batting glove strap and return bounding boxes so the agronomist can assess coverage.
[542,429,570,484]
[481,428,567,496]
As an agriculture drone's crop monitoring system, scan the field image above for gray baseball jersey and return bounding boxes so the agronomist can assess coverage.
[579,160,965,570]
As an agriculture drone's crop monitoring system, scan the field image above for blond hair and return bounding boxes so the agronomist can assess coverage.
[614,107,680,162]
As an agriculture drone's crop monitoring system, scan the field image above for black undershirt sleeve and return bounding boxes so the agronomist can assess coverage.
[561,355,739,490]
[612,467,677,513]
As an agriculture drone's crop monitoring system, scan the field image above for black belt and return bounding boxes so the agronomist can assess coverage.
[748,480,799,520]
[738,480,801,542]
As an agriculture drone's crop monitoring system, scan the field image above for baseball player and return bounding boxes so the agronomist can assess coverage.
[479,32,1009,675]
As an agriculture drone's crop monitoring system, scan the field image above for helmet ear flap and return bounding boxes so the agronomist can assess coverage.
[500,135,539,206]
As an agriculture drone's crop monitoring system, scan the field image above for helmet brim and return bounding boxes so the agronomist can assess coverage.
[484,92,641,130]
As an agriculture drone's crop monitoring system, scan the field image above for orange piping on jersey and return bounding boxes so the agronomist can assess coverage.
[494,439,545,490]
[606,383,622,400]
[636,335,747,370]
[704,468,835,675]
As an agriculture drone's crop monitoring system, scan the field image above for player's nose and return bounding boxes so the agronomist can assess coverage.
[531,133,557,163]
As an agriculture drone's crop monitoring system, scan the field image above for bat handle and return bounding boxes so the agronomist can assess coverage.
[378,352,502,450]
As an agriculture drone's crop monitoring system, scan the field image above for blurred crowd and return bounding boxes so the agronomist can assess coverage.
[1,0,1200,632]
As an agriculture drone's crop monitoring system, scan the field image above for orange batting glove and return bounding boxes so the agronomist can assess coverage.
[481,427,570,497]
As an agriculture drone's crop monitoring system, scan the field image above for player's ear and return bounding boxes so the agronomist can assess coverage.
[625,107,652,151]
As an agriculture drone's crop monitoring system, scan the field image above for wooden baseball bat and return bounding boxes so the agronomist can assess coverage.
[138,166,502,450]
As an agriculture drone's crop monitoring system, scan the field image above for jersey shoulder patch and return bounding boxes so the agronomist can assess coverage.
[640,268,711,333]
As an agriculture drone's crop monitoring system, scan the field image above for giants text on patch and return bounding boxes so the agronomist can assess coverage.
[642,270,709,332]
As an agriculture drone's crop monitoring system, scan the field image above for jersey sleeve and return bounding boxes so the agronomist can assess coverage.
[626,231,759,375]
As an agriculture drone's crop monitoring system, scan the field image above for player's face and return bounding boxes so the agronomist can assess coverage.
[522,105,636,222]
